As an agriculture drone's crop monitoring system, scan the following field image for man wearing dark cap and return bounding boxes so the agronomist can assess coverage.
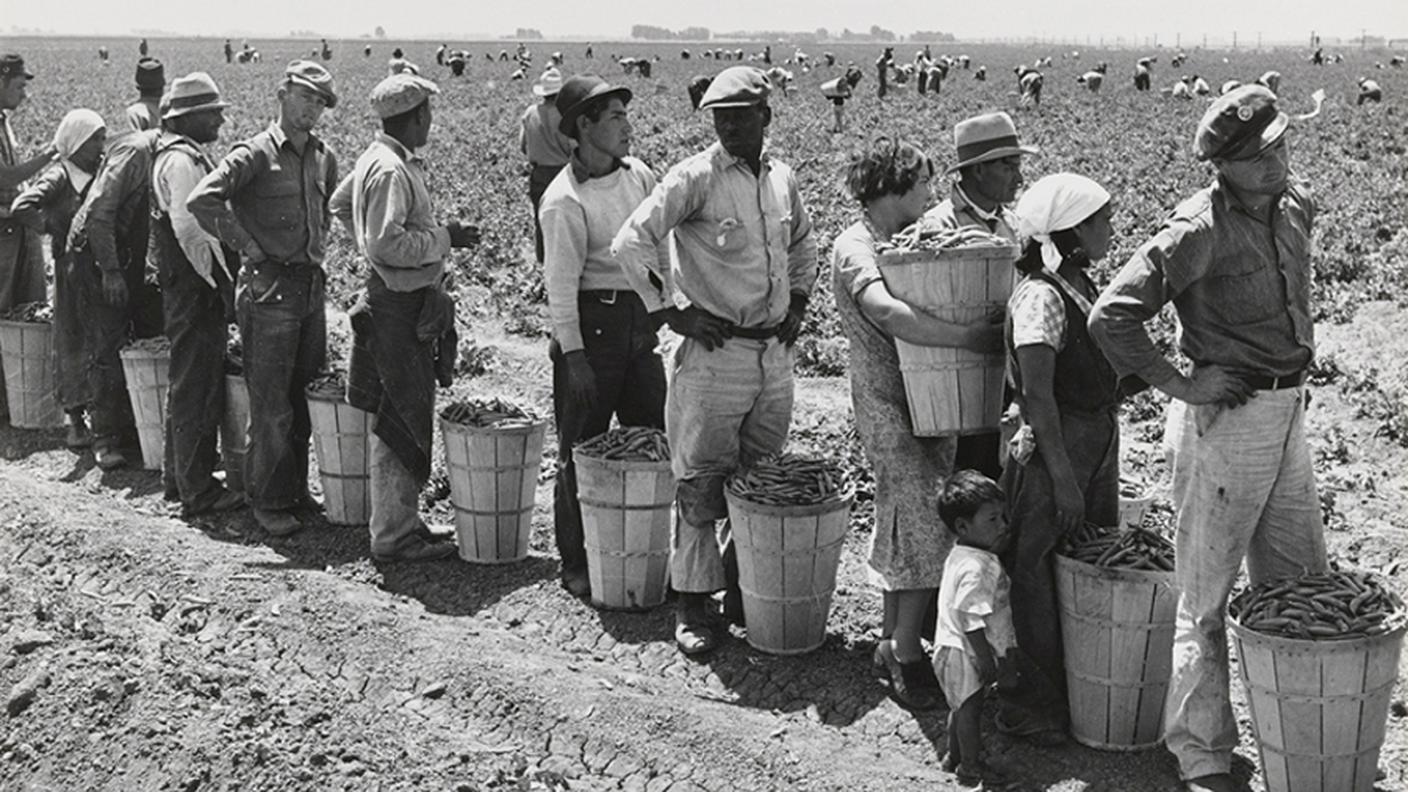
[0,54,58,423]
[539,74,667,598]
[1090,85,1325,792]
[330,73,479,562]
[612,65,817,655]
[189,60,340,537]
[126,57,166,132]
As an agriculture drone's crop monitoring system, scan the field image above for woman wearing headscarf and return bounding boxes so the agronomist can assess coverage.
[10,109,107,448]
[996,173,1120,742]
[832,138,1004,710]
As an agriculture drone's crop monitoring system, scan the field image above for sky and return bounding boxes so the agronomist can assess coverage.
[1,0,1403,43]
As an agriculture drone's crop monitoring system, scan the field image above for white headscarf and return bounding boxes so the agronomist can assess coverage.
[52,109,106,194]
[1015,173,1110,272]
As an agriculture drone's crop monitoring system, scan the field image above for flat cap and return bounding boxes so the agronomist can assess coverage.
[370,73,439,119]
[0,54,34,80]
[284,60,338,108]
[1195,83,1288,161]
[699,66,770,109]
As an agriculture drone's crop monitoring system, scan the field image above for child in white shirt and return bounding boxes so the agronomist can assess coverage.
[933,470,1017,787]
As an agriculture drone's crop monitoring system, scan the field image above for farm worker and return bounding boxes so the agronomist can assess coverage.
[921,110,1037,480]
[538,74,668,597]
[876,47,893,98]
[999,173,1121,744]
[520,67,574,265]
[1076,70,1103,92]
[224,40,233,64]
[831,138,1003,710]
[974,65,987,81]
[329,73,480,563]
[9,108,105,447]
[67,107,167,471]
[1357,77,1382,104]
[915,50,932,94]
[1171,77,1192,99]
[0,54,58,424]
[1089,85,1326,792]
[1191,75,1211,96]
[611,66,818,656]
[1255,70,1281,94]
[320,39,331,62]
[139,38,148,57]
[1018,67,1043,107]
[149,73,245,517]
[1134,57,1153,91]
[187,60,340,537]
[126,57,166,132]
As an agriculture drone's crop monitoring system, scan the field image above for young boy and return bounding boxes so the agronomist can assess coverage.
[933,470,1017,788]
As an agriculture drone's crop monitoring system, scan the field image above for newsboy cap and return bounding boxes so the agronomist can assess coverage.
[0,54,34,81]
[370,73,439,119]
[699,66,770,109]
[284,60,338,108]
[1195,84,1288,161]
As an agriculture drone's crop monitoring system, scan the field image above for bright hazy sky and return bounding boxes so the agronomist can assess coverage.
[1,0,1402,43]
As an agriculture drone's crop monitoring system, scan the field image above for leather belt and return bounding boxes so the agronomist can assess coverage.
[1244,370,1306,390]
[729,323,782,340]
[580,289,631,305]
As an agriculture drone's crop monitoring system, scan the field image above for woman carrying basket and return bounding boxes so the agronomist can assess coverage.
[997,173,1121,742]
[831,138,1004,710]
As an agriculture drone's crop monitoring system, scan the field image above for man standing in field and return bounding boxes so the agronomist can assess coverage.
[149,72,245,516]
[126,57,166,132]
[520,67,573,265]
[612,66,817,655]
[188,61,340,537]
[330,73,480,562]
[539,74,668,598]
[922,111,1036,480]
[1089,85,1325,792]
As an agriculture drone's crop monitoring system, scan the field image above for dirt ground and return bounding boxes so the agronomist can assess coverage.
[2,302,1407,792]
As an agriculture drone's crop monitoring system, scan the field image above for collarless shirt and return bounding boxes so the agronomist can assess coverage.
[519,102,574,168]
[187,122,338,266]
[611,141,817,328]
[1089,178,1315,386]
[329,133,450,293]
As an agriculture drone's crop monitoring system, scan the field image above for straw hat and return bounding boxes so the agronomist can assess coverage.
[946,111,1039,173]
[533,67,564,97]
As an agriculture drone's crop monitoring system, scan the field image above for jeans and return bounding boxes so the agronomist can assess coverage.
[1162,388,1326,779]
[550,292,666,575]
[161,257,229,508]
[237,262,326,511]
[368,432,423,555]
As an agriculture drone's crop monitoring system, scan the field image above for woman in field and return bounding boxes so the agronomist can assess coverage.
[831,138,1004,710]
[997,173,1121,741]
[9,109,106,448]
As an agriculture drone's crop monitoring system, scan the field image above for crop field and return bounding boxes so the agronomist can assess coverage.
[1,33,1407,792]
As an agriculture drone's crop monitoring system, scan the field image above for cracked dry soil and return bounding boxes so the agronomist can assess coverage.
[2,306,1408,792]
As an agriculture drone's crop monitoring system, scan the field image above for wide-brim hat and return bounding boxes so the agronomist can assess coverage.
[947,111,1039,173]
[556,74,632,136]
[534,67,564,97]
[163,72,229,119]
[1194,83,1289,161]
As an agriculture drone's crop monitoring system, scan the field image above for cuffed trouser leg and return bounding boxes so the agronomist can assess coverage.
[368,433,424,556]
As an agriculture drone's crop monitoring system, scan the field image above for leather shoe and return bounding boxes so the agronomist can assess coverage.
[372,535,456,563]
[183,487,246,517]
[875,641,941,711]
[1184,773,1236,792]
[254,508,302,537]
[561,568,591,598]
[95,446,128,471]
[674,619,718,655]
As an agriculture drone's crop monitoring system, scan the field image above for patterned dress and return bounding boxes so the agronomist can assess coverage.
[831,220,957,590]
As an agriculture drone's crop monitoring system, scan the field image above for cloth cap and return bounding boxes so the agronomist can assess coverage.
[948,111,1039,173]
[1015,173,1111,273]
[135,57,165,92]
[53,108,105,159]
[284,60,338,108]
[699,66,770,109]
[370,73,439,119]
[0,54,34,80]
[555,74,632,135]
[534,67,564,97]
[163,72,229,119]
[1194,84,1288,161]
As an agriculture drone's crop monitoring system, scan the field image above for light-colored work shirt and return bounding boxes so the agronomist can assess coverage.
[152,131,230,287]
[612,142,817,329]
[933,544,1017,653]
[126,98,160,132]
[923,183,1020,243]
[519,102,573,168]
[329,133,450,293]
[539,155,666,351]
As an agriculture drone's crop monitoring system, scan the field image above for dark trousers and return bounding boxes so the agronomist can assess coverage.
[162,263,228,507]
[237,262,326,511]
[52,252,91,412]
[528,164,562,264]
[550,292,666,574]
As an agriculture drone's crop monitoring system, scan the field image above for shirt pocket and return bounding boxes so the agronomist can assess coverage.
[252,175,303,231]
[1204,260,1282,325]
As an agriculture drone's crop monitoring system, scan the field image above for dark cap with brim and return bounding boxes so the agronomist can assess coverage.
[556,74,632,136]
[0,54,34,80]
[1195,84,1289,161]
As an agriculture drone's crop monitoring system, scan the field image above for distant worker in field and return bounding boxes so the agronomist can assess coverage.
[320,39,332,61]
[519,67,573,264]
[1076,70,1103,92]
[149,72,246,517]
[187,60,340,538]
[126,57,166,132]
[1134,57,1154,91]
[1170,76,1193,100]
[877,46,894,98]
[223,40,233,64]
[1089,85,1325,792]
[538,74,668,598]
[975,65,987,82]
[447,51,466,76]
[922,110,1038,481]
[9,108,107,447]
[139,38,148,57]
[686,74,712,110]
[1358,77,1383,104]
[612,66,818,657]
[364,45,372,59]
[1191,75,1211,96]
[820,67,862,133]
[98,46,109,63]
[1255,70,1281,94]
[1017,66,1044,107]
[331,73,480,563]
[585,43,594,59]
[435,44,446,66]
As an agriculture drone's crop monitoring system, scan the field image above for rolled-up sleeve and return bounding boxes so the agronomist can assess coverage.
[612,167,700,311]
[361,168,451,270]
[187,143,261,258]
[784,171,817,297]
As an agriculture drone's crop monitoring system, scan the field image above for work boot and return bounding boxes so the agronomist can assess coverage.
[65,411,91,449]
[674,592,718,655]
[183,486,246,518]
[253,508,302,537]
[371,534,456,563]
[94,444,128,471]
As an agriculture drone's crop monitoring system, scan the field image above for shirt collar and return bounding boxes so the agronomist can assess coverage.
[1211,176,1280,224]
[267,121,323,154]
[376,132,418,163]
[569,151,629,183]
[710,140,771,171]
[952,183,1005,223]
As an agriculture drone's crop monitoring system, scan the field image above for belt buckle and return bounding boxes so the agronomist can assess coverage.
[598,290,617,305]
